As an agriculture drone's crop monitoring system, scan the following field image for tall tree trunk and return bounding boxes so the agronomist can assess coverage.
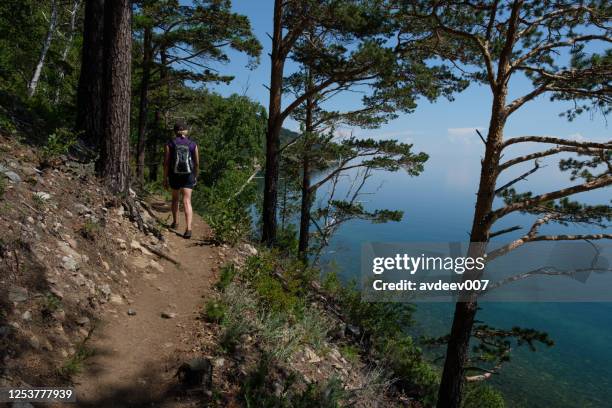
[147,109,162,182]
[76,0,105,151]
[28,0,59,97]
[97,0,132,193]
[298,79,314,261]
[136,25,153,185]
[262,0,284,246]
[54,0,81,103]
[436,87,508,408]
[298,154,312,261]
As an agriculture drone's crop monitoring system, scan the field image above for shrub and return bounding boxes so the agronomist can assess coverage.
[241,355,345,408]
[203,300,227,323]
[220,320,249,354]
[38,127,77,168]
[58,344,94,378]
[0,176,5,199]
[340,344,360,365]
[79,219,100,240]
[215,263,237,291]
[462,383,505,408]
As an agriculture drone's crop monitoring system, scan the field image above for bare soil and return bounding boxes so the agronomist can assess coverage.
[72,200,217,407]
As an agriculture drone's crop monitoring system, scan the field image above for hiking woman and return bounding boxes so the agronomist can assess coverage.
[163,121,199,239]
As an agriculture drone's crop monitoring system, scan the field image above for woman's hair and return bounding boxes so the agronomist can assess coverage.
[173,120,188,134]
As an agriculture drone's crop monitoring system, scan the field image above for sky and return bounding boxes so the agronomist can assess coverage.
[204,0,610,200]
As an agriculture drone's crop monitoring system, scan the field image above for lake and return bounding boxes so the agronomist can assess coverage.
[317,146,612,407]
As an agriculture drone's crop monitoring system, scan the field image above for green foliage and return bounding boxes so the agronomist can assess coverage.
[219,319,249,354]
[340,344,360,365]
[42,292,62,313]
[39,128,77,167]
[321,271,438,401]
[215,263,238,291]
[241,355,345,408]
[203,300,227,324]
[0,110,17,136]
[462,383,505,408]
[58,344,94,379]
[31,193,46,210]
[193,169,255,245]
[0,175,5,199]
[79,219,101,240]
[188,92,267,186]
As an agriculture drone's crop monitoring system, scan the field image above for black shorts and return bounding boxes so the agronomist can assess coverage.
[169,172,196,190]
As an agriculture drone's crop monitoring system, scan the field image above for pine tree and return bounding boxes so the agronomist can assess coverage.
[399,1,611,406]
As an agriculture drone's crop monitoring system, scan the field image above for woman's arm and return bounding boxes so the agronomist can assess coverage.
[193,145,200,181]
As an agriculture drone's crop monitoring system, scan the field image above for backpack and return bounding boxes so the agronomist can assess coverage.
[172,140,194,175]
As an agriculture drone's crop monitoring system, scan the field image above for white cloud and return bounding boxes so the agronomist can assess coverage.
[567,132,585,142]
[447,127,485,144]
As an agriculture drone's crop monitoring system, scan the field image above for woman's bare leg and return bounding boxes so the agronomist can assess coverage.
[171,189,180,226]
[182,188,193,232]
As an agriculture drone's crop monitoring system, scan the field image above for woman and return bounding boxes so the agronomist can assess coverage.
[163,121,199,239]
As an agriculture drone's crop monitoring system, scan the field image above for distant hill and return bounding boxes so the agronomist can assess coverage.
[280,127,300,146]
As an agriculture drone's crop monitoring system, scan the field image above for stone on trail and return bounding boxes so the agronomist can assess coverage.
[161,311,177,319]
[127,308,136,316]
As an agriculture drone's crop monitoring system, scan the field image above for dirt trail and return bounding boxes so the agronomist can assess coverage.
[73,199,216,407]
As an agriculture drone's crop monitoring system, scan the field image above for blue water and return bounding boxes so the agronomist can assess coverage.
[317,148,612,407]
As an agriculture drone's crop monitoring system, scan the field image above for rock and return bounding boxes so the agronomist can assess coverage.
[0,165,21,183]
[61,256,78,271]
[161,311,177,319]
[101,260,110,271]
[149,260,164,273]
[65,236,78,249]
[127,308,136,316]
[304,346,321,363]
[214,357,225,368]
[8,286,28,303]
[109,294,123,305]
[76,316,90,326]
[130,240,142,250]
[34,191,51,201]
[243,243,258,256]
[21,310,32,321]
[99,284,112,298]
[345,324,361,338]
[74,203,92,215]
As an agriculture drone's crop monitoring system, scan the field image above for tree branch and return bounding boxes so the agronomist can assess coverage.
[502,136,612,150]
[489,174,612,222]
[494,160,541,195]
[499,146,600,171]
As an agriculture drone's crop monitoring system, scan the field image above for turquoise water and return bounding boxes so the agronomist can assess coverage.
[317,150,612,407]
